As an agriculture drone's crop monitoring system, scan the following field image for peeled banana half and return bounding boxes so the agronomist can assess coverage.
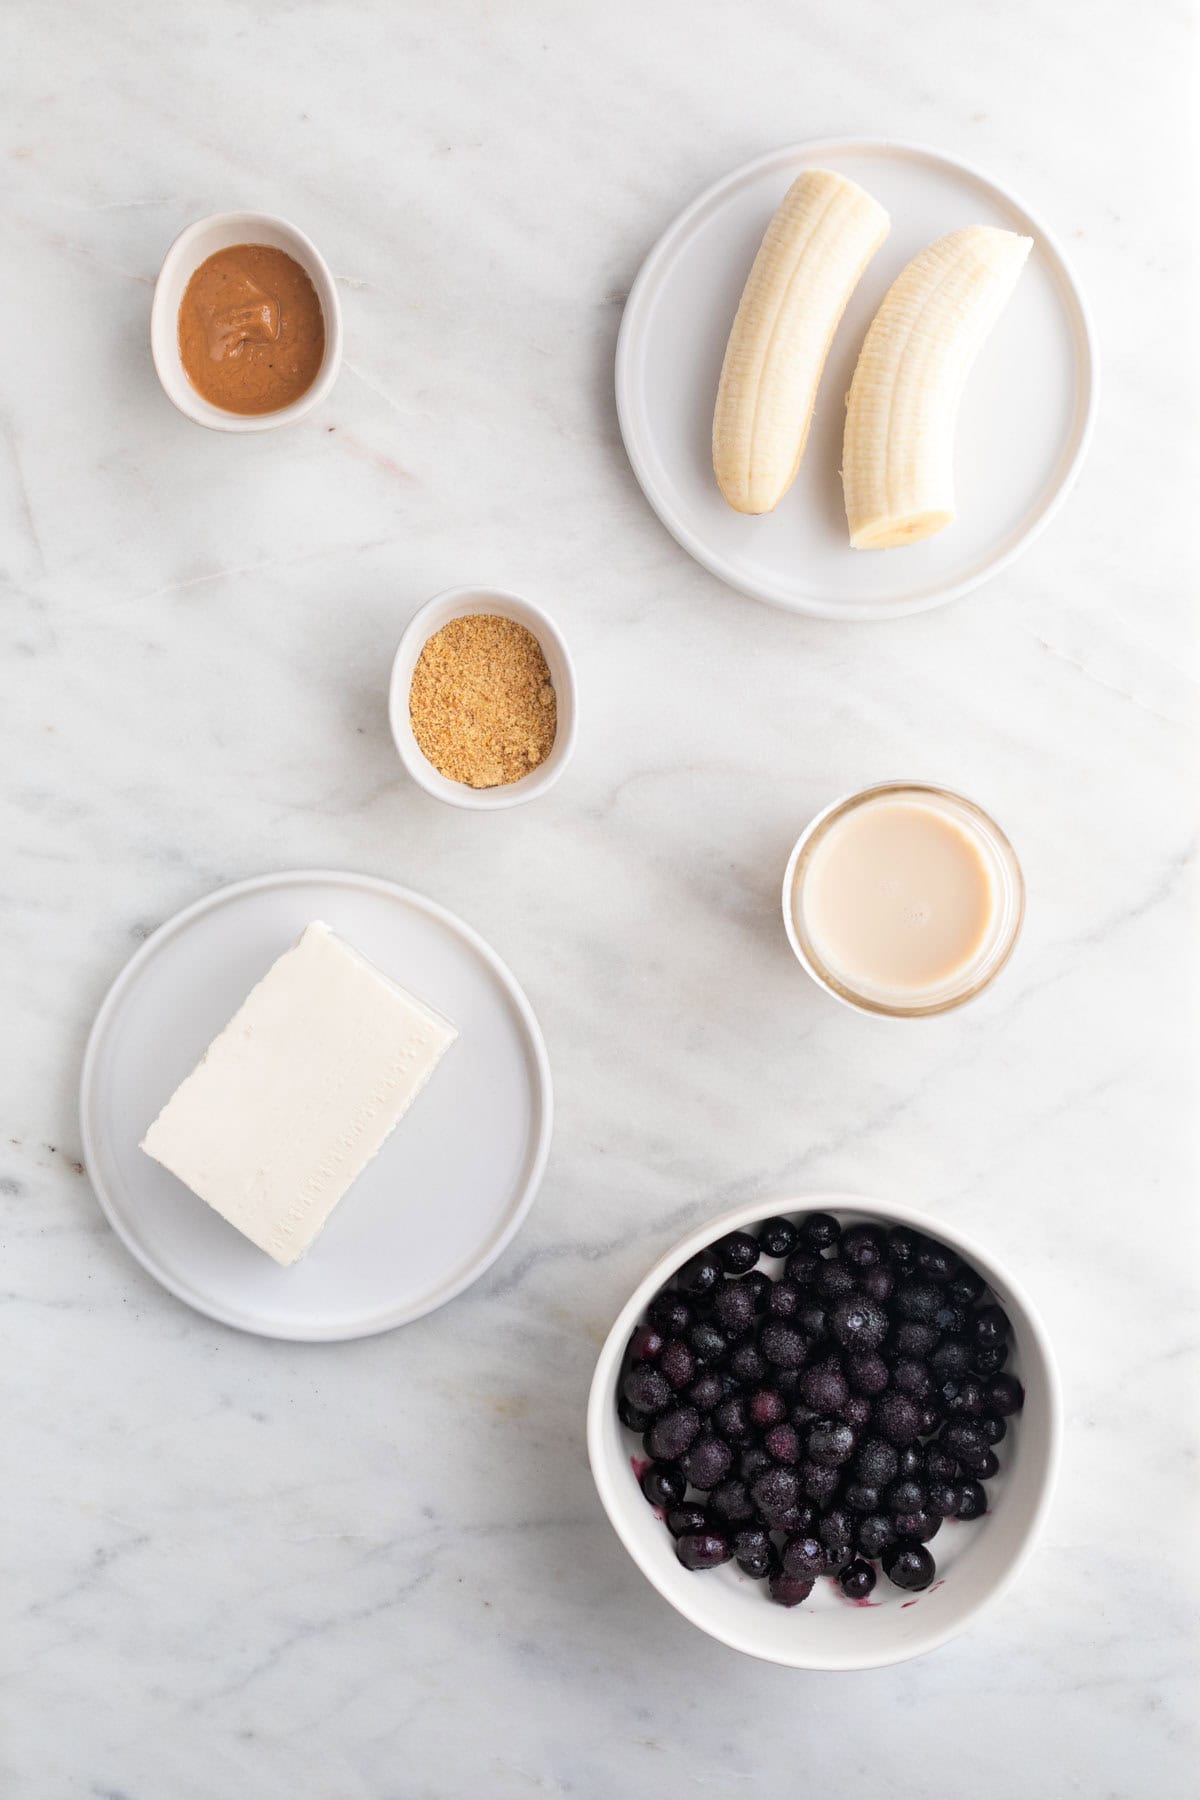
[713,170,890,515]
[842,226,1033,550]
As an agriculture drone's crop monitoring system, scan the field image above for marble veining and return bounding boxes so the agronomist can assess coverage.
[2,1,1196,1796]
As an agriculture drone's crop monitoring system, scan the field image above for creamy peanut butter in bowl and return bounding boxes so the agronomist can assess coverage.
[150,211,342,432]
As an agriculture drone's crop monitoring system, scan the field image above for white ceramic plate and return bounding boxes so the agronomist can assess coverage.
[616,138,1096,620]
[80,871,552,1340]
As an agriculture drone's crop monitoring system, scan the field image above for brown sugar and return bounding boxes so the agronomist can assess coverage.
[409,614,557,788]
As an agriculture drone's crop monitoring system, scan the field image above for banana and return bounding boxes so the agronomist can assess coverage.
[842,226,1032,549]
[713,170,890,515]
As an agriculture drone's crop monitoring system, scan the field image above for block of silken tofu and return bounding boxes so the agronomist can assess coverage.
[141,921,458,1265]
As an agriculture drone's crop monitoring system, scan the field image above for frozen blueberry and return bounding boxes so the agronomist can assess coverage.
[839,1559,877,1601]
[890,1356,933,1400]
[666,1502,708,1538]
[741,1269,773,1312]
[739,1444,771,1484]
[940,1419,987,1464]
[795,1300,829,1340]
[628,1325,665,1363]
[658,1340,697,1392]
[887,1226,920,1267]
[685,1373,724,1416]
[748,1388,787,1430]
[798,1460,840,1507]
[973,1343,1010,1378]
[936,1376,985,1420]
[645,1405,701,1462]
[971,1448,1000,1481]
[640,1461,686,1508]
[757,1217,799,1259]
[860,1264,896,1303]
[873,1391,922,1446]
[617,1396,652,1433]
[760,1322,808,1369]
[710,1477,756,1523]
[946,1268,986,1307]
[897,1444,923,1478]
[842,1480,881,1515]
[915,1403,941,1437]
[677,1250,723,1296]
[892,1320,939,1357]
[854,1437,900,1487]
[622,1365,671,1415]
[649,1291,691,1337]
[882,1542,936,1590]
[932,1296,968,1336]
[683,1434,733,1491]
[855,1512,897,1558]
[926,1480,961,1519]
[798,1362,849,1413]
[893,1510,941,1544]
[806,1419,856,1467]
[676,1530,732,1571]
[916,1240,959,1282]
[839,1393,873,1431]
[830,1295,888,1352]
[714,1231,759,1275]
[980,1415,1007,1446]
[712,1394,752,1443]
[923,1443,959,1483]
[846,1351,890,1396]
[733,1524,775,1578]
[767,1279,803,1320]
[768,1569,814,1607]
[784,1249,822,1289]
[840,1225,886,1269]
[955,1479,988,1521]
[764,1422,804,1465]
[893,1279,941,1325]
[984,1373,1024,1417]
[713,1280,758,1339]
[818,1506,854,1551]
[929,1337,974,1380]
[971,1304,1010,1350]
[774,1368,803,1402]
[781,1533,825,1581]
[687,1320,729,1367]
[816,1260,857,1303]
[798,1212,841,1250]
[750,1465,801,1528]
[885,1476,927,1514]
[728,1341,768,1387]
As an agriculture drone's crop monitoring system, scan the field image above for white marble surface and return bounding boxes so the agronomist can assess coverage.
[3,2,1197,1794]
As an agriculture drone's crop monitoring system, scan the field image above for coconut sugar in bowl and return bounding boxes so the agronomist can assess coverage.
[389,588,578,810]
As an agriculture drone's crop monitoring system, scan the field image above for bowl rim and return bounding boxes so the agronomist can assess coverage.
[149,210,344,432]
[388,585,578,810]
[586,1191,1062,1670]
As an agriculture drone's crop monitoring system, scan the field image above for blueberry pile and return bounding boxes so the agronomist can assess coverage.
[618,1213,1023,1607]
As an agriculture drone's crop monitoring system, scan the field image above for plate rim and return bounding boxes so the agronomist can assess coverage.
[615,135,1099,622]
[79,868,554,1342]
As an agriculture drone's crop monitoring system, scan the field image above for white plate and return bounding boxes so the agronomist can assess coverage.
[80,871,552,1340]
[616,138,1097,620]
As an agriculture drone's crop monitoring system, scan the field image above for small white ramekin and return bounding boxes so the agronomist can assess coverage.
[150,211,342,431]
[389,587,578,810]
[587,1193,1060,1670]
[782,782,1026,1019]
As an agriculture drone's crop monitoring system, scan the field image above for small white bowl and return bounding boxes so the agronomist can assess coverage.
[389,587,578,810]
[150,212,343,431]
[587,1193,1060,1670]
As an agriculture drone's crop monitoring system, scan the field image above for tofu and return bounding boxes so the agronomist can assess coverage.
[141,921,457,1265]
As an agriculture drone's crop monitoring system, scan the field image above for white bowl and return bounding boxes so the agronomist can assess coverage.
[389,587,578,810]
[587,1194,1060,1669]
[150,212,343,431]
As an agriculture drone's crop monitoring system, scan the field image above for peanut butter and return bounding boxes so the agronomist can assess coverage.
[178,245,325,415]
